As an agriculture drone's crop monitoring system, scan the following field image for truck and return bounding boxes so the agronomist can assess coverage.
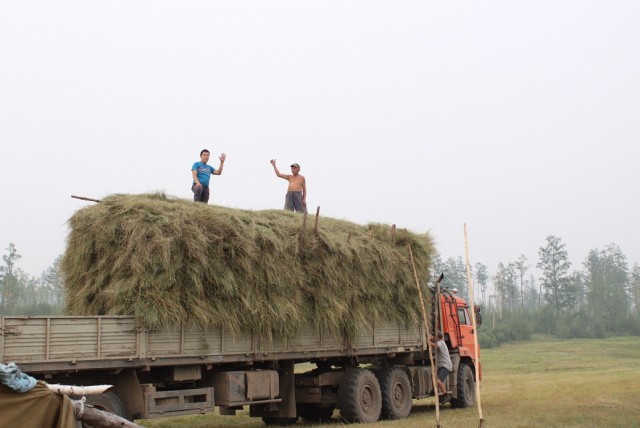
[0,284,480,425]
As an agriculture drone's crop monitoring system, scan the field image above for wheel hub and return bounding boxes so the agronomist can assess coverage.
[361,385,374,411]
[393,382,407,407]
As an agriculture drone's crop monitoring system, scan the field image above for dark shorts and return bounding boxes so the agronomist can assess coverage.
[192,184,210,203]
[284,191,307,213]
[438,367,451,382]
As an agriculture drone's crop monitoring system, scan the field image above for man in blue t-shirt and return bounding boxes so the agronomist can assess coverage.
[191,149,226,203]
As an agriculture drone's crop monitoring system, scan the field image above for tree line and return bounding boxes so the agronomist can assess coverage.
[2,236,640,346]
[433,235,640,347]
[0,243,65,315]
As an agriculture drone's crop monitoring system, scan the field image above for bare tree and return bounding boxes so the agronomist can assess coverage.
[631,264,640,318]
[514,255,529,313]
[475,262,489,305]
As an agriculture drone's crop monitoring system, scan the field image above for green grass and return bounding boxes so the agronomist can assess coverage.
[139,335,640,427]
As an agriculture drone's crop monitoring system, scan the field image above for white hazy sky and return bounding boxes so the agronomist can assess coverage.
[1,1,638,281]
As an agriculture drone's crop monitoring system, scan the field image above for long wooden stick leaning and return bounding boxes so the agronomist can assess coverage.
[408,246,442,428]
[464,223,484,427]
[299,211,308,254]
[314,206,320,236]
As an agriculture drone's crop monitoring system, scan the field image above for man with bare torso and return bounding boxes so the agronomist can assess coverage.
[270,159,307,213]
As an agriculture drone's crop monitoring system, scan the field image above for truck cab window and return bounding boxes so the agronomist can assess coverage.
[457,307,471,325]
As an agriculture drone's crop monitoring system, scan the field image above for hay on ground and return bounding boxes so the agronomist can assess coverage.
[62,193,434,339]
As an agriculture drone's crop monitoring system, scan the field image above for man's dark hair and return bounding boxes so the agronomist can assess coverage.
[200,149,210,156]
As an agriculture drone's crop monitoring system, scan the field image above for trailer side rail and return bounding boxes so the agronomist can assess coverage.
[1,316,424,373]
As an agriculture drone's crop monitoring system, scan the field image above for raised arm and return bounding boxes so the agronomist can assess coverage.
[213,153,226,175]
[428,335,435,346]
[270,159,289,180]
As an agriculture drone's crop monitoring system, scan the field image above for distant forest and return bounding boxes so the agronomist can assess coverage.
[0,243,64,316]
[1,235,639,346]
[434,235,640,347]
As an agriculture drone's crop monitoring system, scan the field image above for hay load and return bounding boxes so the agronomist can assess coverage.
[62,193,434,338]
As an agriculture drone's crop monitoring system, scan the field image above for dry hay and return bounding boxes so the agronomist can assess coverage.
[62,193,434,339]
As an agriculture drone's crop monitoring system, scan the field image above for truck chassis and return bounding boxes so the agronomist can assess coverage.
[1,313,476,424]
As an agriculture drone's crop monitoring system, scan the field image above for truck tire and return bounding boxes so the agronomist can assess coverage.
[451,362,475,408]
[377,367,412,419]
[337,368,382,423]
[261,416,298,425]
[297,404,335,422]
[80,391,127,427]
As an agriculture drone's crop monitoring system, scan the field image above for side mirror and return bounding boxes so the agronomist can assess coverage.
[474,306,482,327]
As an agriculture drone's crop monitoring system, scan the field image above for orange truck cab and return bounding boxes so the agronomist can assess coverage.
[434,286,482,406]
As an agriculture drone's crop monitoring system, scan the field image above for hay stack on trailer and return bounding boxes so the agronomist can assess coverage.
[62,193,434,339]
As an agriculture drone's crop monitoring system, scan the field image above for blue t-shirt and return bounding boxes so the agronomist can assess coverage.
[192,162,216,187]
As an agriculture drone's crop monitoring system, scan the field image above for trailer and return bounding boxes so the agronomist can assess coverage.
[1,287,479,425]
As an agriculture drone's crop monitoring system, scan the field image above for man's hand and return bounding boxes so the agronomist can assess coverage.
[270,159,276,166]
[220,153,226,162]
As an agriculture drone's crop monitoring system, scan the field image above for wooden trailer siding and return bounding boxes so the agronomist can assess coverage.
[1,316,425,374]
[1,316,138,362]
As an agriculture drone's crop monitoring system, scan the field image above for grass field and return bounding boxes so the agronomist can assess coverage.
[139,335,640,427]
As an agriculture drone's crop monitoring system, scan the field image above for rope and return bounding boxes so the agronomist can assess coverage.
[76,396,87,418]
[0,362,37,393]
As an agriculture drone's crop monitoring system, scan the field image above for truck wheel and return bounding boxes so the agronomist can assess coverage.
[297,404,335,422]
[261,416,298,426]
[337,368,382,423]
[451,363,475,408]
[377,367,412,419]
[80,391,127,427]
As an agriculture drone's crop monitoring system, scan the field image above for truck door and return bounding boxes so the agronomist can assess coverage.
[456,305,477,356]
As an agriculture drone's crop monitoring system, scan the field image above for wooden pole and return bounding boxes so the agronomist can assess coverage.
[300,212,308,255]
[48,384,112,395]
[408,246,442,428]
[72,398,144,427]
[464,223,484,427]
[71,195,101,203]
[314,206,320,236]
[391,224,396,244]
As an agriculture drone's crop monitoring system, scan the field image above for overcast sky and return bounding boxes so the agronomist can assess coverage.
[1,1,638,283]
